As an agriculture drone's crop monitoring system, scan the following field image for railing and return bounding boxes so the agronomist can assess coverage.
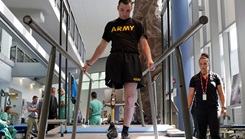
[23,15,93,139]
[54,0,86,61]
[141,16,208,139]
[24,14,207,139]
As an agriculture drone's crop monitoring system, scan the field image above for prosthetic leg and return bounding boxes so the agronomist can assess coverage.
[106,85,118,139]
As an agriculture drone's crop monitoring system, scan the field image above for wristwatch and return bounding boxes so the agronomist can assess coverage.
[221,106,227,110]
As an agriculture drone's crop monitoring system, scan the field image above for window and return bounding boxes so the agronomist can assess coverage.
[82,71,106,90]
[219,35,225,78]
[229,26,239,76]
[17,48,24,62]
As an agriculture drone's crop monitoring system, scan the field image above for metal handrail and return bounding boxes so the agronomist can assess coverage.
[23,15,92,80]
[140,15,208,139]
[23,15,93,139]
[142,15,208,76]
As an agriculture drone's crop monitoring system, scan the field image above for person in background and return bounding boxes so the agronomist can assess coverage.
[25,96,39,139]
[37,87,58,133]
[59,88,66,119]
[188,53,226,139]
[47,87,58,132]
[0,106,17,139]
[0,119,14,139]
[89,92,103,125]
[82,0,154,138]
[0,106,12,125]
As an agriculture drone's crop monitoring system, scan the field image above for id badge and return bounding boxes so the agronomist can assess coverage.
[203,93,207,101]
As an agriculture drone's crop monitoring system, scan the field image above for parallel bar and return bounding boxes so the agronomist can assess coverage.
[23,15,92,81]
[141,16,208,139]
[166,0,172,126]
[147,72,159,139]
[38,46,56,139]
[142,16,208,76]
[160,0,166,125]
[23,16,93,139]
[175,47,192,139]
[71,71,84,139]
[58,0,63,119]
[86,80,93,123]
[64,12,69,120]
[137,89,145,127]
[153,81,158,117]
[67,72,71,124]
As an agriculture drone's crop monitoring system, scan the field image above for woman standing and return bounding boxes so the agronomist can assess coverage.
[188,53,226,139]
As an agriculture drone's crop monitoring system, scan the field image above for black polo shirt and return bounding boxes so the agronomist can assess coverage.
[189,72,222,109]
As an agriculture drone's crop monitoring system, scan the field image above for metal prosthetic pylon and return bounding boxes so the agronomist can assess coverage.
[106,84,118,139]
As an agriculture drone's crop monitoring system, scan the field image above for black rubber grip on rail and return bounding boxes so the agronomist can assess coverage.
[23,15,32,24]
[199,16,208,24]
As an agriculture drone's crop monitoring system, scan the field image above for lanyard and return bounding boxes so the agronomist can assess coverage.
[200,72,208,94]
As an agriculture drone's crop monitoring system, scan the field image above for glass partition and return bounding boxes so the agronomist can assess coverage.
[10,46,16,62]
[16,47,24,62]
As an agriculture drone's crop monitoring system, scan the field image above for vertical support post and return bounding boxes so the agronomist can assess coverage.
[166,0,172,125]
[160,0,165,125]
[86,80,93,123]
[153,81,158,118]
[67,72,71,124]
[38,46,56,139]
[64,3,69,120]
[58,0,63,119]
[137,89,145,127]
[175,47,192,139]
[147,72,159,139]
[71,71,84,139]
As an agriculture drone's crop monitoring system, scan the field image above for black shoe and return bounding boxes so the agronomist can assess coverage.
[107,123,118,139]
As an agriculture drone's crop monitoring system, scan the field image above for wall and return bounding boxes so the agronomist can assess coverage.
[0,77,42,124]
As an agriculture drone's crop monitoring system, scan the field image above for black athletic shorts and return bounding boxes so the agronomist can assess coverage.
[105,51,144,89]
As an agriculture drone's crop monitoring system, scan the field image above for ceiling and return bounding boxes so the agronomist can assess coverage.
[2,0,119,61]
[1,0,123,84]
[70,0,119,60]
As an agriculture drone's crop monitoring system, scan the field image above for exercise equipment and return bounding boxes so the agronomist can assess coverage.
[47,119,67,137]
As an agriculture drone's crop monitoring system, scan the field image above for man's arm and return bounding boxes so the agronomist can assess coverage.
[60,101,65,107]
[139,36,154,69]
[27,106,37,112]
[83,39,108,72]
[89,109,92,119]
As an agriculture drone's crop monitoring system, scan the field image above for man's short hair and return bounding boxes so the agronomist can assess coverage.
[33,95,38,100]
[118,0,132,5]
[91,92,97,99]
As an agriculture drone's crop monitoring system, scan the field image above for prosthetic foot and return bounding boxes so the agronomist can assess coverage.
[107,123,118,139]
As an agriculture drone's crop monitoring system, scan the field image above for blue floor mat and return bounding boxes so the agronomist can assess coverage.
[63,125,169,133]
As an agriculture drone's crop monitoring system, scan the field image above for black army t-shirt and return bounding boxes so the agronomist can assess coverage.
[102,17,147,54]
